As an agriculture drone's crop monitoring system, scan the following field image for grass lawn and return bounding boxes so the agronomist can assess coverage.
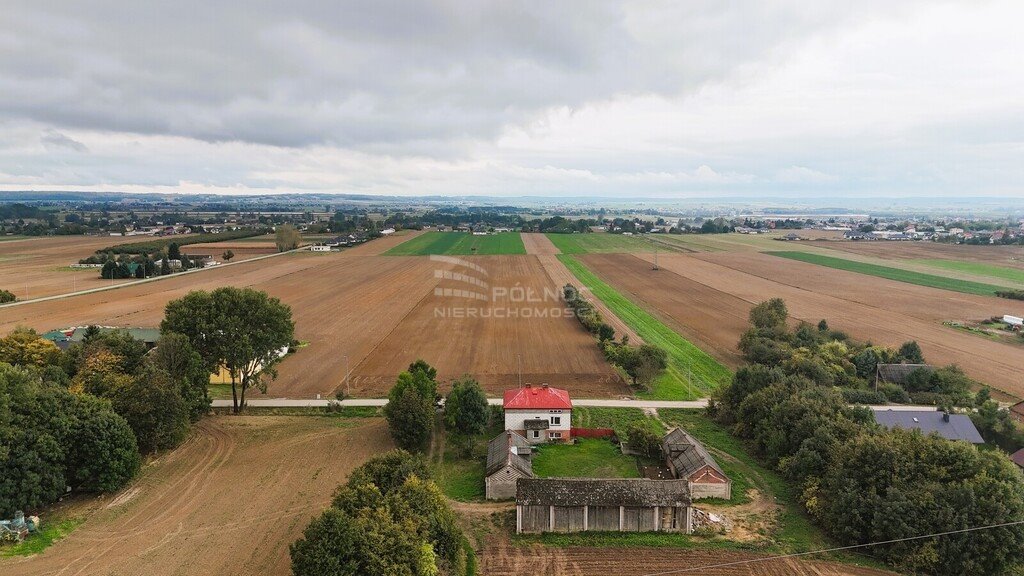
[384,231,526,256]
[911,259,1024,285]
[558,255,732,400]
[531,439,640,478]
[0,518,82,558]
[545,232,658,255]
[207,383,234,399]
[572,407,664,437]
[431,418,504,502]
[766,251,1007,296]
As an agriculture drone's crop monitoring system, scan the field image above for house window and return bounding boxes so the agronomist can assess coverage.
[549,432,562,439]
[532,430,540,439]
[550,416,561,426]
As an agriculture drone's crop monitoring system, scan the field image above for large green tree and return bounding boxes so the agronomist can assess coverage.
[162,287,294,413]
[149,332,211,422]
[107,366,190,453]
[443,376,489,436]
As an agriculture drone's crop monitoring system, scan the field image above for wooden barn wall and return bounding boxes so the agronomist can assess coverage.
[521,505,549,533]
[553,506,585,532]
[588,506,620,531]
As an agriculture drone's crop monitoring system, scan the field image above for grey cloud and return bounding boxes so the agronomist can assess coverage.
[40,129,88,152]
[0,0,887,150]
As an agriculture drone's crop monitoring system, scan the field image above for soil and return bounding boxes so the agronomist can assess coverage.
[0,416,392,576]
[581,251,1024,398]
[806,240,1024,270]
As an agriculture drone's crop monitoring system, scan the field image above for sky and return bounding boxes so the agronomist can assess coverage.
[0,1,1022,198]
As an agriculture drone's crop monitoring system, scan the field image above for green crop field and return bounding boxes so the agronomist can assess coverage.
[558,255,732,400]
[545,232,659,254]
[767,251,1007,296]
[384,231,526,256]
[911,259,1024,285]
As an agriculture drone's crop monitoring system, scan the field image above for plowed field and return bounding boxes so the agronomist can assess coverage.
[0,236,147,300]
[0,416,392,576]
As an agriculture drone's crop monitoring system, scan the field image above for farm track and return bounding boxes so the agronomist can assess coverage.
[592,251,1024,398]
[0,416,392,576]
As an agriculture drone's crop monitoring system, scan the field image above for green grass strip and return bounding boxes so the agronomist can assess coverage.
[910,259,1024,286]
[1,518,82,557]
[558,255,731,400]
[767,251,1007,296]
[384,232,525,256]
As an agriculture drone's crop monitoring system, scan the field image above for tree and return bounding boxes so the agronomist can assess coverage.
[149,332,211,422]
[0,289,15,304]
[167,242,181,261]
[625,422,661,458]
[64,394,141,492]
[896,341,925,364]
[346,450,431,495]
[222,249,234,262]
[160,257,171,275]
[162,287,294,413]
[0,327,61,367]
[749,298,788,331]
[384,385,434,452]
[69,349,133,396]
[134,262,145,278]
[275,224,302,252]
[101,260,118,279]
[597,323,615,342]
[106,366,190,453]
[817,319,829,332]
[117,261,131,279]
[444,377,488,436]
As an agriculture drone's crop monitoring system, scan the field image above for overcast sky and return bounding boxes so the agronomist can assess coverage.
[0,1,1021,198]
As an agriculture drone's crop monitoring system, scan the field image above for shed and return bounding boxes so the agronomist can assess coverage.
[873,410,984,444]
[662,428,732,499]
[485,431,533,500]
[515,478,692,534]
[875,363,934,385]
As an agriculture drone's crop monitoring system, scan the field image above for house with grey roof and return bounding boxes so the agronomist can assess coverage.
[485,431,534,500]
[662,428,732,499]
[515,478,693,534]
[873,410,984,444]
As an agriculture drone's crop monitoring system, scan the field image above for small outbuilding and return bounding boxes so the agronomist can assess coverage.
[662,428,732,500]
[515,478,692,534]
[485,431,534,500]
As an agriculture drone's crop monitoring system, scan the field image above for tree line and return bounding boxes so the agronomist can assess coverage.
[711,299,1024,575]
[0,286,295,517]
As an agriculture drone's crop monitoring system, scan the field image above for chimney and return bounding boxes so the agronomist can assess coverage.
[943,412,950,422]
[542,383,549,389]
[524,383,531,389]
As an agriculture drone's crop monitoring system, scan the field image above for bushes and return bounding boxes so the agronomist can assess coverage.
[291,450,467,576]
[996,289,1024,301]
[384,361,438,452]
[0,289,15,304]
[839,388,886,405]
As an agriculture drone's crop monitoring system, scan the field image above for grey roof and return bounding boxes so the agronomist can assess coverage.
[876,363,933,384]
[486,431,533,477]
[662,428,726,480]
[516,478,691,507]
[873,410,984,444]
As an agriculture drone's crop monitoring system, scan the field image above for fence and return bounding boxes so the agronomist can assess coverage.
[571,427,615,439]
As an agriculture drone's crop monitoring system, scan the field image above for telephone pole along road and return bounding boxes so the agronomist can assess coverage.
[211,397,950,411]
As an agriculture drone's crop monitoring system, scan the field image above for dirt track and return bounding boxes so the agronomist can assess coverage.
[520,232,562,255]
[0,416,392,576]
[480,542,894,575]
[583,252,1024,397]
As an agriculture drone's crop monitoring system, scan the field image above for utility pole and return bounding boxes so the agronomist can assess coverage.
[344,354,350,397]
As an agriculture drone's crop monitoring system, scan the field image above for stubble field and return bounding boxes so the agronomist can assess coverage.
[0,416,392,576]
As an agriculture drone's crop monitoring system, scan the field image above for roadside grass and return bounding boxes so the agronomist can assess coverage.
[515,530,758,551]
[766,251,1006,296]
[911,259,1024,285]
[0,235,28,242]
[0,518,82,558]
[558,255,732,400]
[431,419,504,502]
[385,231,526,256]
[545,233,657,254]
[531,439,641,478]
[572,407,664,437]
[207,383,234,399]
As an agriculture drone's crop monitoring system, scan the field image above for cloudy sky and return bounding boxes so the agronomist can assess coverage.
[0,1,1021,197]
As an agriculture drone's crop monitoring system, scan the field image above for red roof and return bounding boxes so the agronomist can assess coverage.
[503,385,572,410]
[1011,448,1024,468]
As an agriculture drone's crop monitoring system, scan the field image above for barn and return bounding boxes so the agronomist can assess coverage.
[515,478,693,534]
[662,428,732,500]
[485,431,534,500]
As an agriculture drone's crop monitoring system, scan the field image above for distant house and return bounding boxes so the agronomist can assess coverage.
[43,326,161,351]
[875,363,934,386]
[1010,448,1024,470]
[485,431,534,500]
[503,384,572,444]
[873,410,984,444]
[662,428,731,499]
[515,478,693,534]
[310,244,332,252]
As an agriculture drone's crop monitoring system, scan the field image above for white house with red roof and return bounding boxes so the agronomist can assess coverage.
[503,384,572,444]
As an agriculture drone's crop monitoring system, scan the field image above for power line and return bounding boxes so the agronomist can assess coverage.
[641,519,1024,576]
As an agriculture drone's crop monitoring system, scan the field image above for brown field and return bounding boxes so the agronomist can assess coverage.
[1,235,621,398]
[0,416,392,576]
[806,239,1024,269]
[481,541,893,576]
[582,251,1024,398]
[181,240,278,261]
[352,254,626,397]
[0,235,145,300]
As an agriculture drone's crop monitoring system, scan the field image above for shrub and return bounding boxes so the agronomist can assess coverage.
[0,289,15,304]
[839,388,887,405]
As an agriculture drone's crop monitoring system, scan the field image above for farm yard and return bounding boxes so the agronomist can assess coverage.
[0,415,392,576]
